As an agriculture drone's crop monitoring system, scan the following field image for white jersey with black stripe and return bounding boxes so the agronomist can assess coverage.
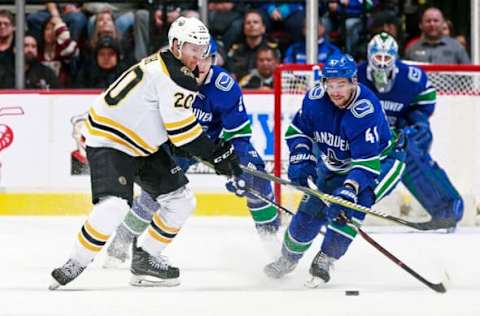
[84,52,202,157]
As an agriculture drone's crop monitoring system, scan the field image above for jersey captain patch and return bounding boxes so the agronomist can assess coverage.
[215,72,234,91]
[351,99,374,118]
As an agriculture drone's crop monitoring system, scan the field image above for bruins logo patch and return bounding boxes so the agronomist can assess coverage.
[118,176,127,185]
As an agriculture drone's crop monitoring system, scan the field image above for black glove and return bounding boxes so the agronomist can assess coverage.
[209,141,242,177]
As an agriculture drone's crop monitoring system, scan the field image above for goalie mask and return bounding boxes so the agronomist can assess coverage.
[168,16,210,60]
[367,32,398,93]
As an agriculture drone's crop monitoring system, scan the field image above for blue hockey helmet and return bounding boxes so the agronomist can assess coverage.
[206,38,217,57]
[322,51,357,79]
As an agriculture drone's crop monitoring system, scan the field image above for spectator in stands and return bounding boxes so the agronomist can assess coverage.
[323,0,374,56]
[455,34,468,51]
[227,9,280,80]
[283,18,340,64]
[39,15,79,87]
[208,2,246,51]
[74,35,127,89]
[0,34,61,89]
[132,4,181,61]
[87,10,134,67]
[27,3,86,43]
[83,3,137,39]
[405,7,470,64]
[24,34,60,89]
[260,3,305,44]
[239,46,278,90]
[0,9,14,68]
[369,9,401,40]
[89,10,118,50]
[441,18,468,51]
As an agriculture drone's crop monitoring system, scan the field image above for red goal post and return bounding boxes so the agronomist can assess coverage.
[273,63,480,224]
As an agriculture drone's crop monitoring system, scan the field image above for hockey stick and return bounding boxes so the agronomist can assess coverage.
[246,186,447,293]
[240,165,447,231]
[190,156,293,217]
[342,215,447,293]
[245,186,294,216]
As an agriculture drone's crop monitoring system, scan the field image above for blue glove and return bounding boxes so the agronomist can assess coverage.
[411,121,432,151]
[325,185,357,225]
[287,144,317,186]
[403,121,432,154]
[232,139,265,189]
[226,177,247,197]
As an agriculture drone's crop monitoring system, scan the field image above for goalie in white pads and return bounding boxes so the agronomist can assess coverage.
[49,17,242,290]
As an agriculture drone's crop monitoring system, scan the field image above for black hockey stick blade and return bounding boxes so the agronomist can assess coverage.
[353,223,447,293]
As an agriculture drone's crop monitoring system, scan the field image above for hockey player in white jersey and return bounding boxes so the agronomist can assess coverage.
[102,39,281,269]
[49,17,242,290]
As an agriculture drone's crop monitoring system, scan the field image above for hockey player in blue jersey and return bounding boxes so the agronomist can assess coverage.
[357,32,463,229]
[264,51,406,287]
[104,39,280,267]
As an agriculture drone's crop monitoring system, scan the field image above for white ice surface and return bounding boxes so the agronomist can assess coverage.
[1,216,479,316]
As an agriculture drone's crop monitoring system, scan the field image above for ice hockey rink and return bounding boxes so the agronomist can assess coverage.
[0,216,479,316]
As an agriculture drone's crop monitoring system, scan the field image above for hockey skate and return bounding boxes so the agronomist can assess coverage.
[103,233,131,269]
[256,216,282,259]
[49,259,86,290]
[129,240,180,287]
[264,255,298,279]
[257,228,281,259]
[305,251,335,288]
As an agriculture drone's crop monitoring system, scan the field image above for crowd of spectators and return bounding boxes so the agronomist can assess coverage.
[0,1,472,91]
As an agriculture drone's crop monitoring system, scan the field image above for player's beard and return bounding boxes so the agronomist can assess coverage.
[329,86,356,109]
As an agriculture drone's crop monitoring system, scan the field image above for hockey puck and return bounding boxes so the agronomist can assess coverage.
[345,290,360,296]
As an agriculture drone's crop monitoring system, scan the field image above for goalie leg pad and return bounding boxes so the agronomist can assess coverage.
[402,143,464,222]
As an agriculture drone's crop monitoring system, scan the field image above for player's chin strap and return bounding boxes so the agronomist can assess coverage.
[239,164,454,231]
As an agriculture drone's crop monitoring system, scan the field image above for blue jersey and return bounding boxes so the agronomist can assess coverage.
[285,83,393,191]
[357,61,436,128]
[283,39,341,64]
[193,65,252,144]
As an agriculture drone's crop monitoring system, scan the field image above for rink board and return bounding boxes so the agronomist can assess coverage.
[0,91,478,218]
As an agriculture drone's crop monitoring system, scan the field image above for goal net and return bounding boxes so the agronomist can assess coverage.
[273,63,480,226]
